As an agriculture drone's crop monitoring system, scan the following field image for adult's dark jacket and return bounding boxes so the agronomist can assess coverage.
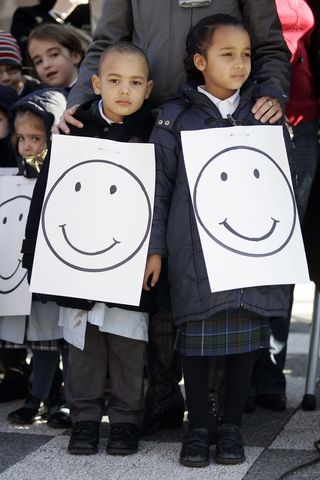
[298,0,320,289]
[10,88,68,177]
[67,0,291,108]
[22,97,157,312]
[11,3,91,64]
[148,82,294,326]
[307,0,320,92]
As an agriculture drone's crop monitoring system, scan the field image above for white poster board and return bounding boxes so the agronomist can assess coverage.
[181,125,309,292]
[0,176,35,315]
[0,167,18,176]
[31,135,155,306]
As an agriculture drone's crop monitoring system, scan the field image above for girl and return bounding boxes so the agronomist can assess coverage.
[4,89,69,428]
[27,23,84,89]
[6,25,84,429]
[143,14,292,468]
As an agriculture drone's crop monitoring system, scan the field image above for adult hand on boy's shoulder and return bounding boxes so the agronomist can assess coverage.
[143,254,162,291]
[252,96,282,124]
[54,104,83,134]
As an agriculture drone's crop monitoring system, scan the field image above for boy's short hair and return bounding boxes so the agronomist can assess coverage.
[98,42,151,78]
[0,31,22,68]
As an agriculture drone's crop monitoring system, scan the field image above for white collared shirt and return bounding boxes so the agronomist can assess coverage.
[68,76,78,88]
[98,99,123,124]
[197,86,240,118]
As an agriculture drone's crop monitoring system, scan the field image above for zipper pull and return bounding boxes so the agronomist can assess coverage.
[227,114,238,126]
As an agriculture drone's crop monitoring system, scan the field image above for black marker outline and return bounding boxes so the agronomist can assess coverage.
[193,146,296,257]
[42,159,152,272]
[0,195,31,293]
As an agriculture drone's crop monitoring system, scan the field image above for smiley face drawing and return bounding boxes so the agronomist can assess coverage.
[42,160,152,272]
[193,146,296,257]
[0,196,31,294]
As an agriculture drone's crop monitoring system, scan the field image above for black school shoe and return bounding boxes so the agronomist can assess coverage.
[47,403,72,429]
[179,427,210,468]
[106,423,139,455]
[7,396,41,425]
[140,388,185,436]
[0,367,30,403]
[68,421,100,455]
[215,424,245,465]
[256,393,287,411]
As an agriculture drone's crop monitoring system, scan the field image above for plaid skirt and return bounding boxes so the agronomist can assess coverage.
[0,339,67,351]
[174,309,270,357]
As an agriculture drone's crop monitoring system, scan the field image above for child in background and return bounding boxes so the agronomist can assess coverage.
[5,88,70,428]
[27,24,84,89]
[144,14,292,468]
[6,25,84,427]
[0,86,18,168]
[23,42,154,455]
[0,31,40,97]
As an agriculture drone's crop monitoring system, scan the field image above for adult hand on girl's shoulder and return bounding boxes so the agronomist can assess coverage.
[252,97,282,124]
[54,104,83,134]
[143,254,162,291]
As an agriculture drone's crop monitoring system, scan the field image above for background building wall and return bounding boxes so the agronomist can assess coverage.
[0,0,36,31]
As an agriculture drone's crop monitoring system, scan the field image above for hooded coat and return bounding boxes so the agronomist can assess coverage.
[148,82,294,326]
[10,88,68,177]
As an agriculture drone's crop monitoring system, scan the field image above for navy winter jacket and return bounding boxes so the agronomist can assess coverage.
[148,82,294,325]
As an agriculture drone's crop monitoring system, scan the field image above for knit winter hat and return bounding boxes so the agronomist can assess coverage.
[0,31,22,67]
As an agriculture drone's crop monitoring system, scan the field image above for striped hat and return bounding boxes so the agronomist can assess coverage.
[0,31,22,67]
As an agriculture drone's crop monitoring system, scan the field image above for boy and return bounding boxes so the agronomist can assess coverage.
[22,42,155,455]
[0,31,40,97]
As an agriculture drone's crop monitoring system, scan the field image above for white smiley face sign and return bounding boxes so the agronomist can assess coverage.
[0,196,31,293]
[41,160,152,272]
[193,146,296,257]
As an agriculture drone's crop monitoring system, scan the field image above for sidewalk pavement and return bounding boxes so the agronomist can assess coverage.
[0,283,319,480]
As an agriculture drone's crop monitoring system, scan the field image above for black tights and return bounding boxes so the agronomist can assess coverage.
[183,351,255,428]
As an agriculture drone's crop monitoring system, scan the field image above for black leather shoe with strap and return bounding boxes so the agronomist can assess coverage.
[179,427,210,468]
[215,423,245,465]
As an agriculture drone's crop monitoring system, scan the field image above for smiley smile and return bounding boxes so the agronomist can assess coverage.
[219,217,279,241]
[0,260,22,280]
[59,224,120,256]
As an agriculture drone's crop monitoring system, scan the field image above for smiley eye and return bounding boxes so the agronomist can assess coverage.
[2,217,7,224]
[75,182,81,192]
[19,213,23,221]
[220,172,228,181]
[110,185,117,195]
[254,169,260,179]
